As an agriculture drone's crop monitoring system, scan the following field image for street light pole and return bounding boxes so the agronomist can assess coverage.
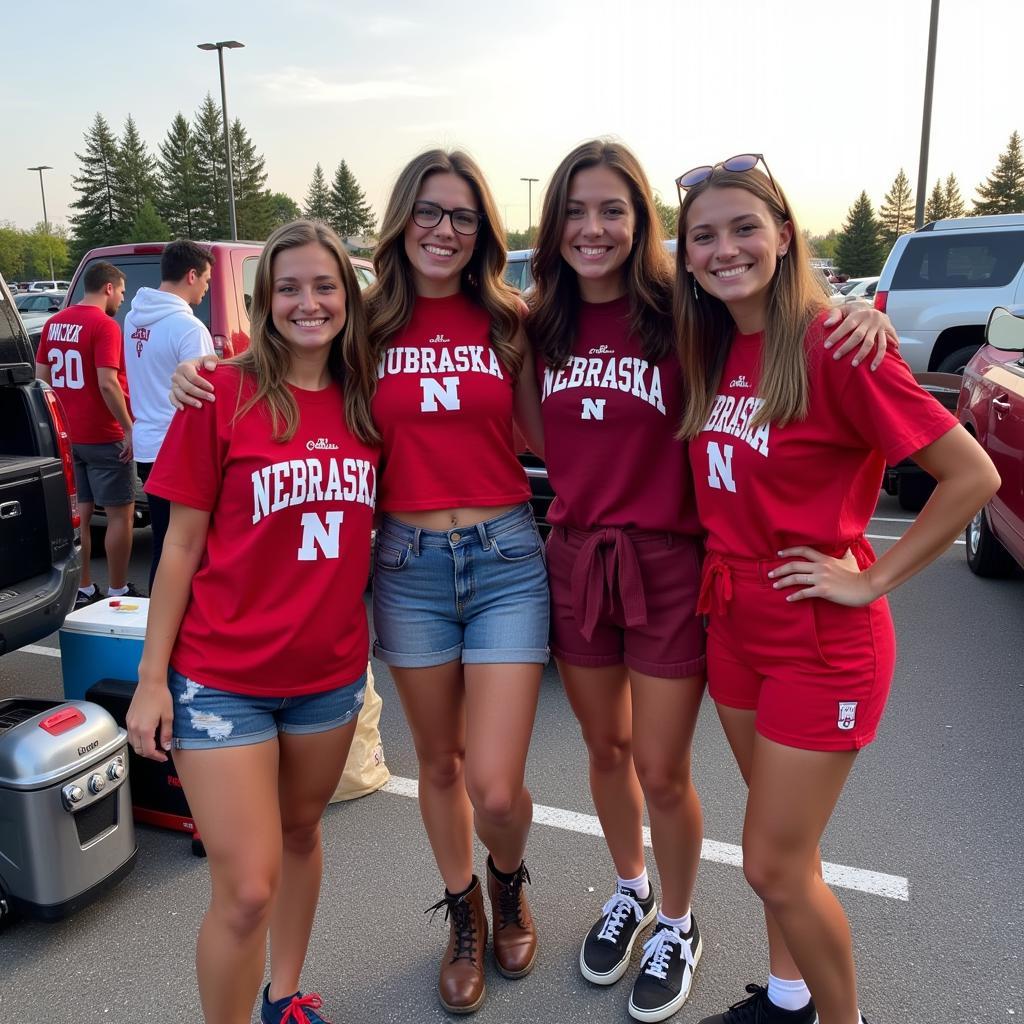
[197,40,245,241]
[914,0,941,228]
[27,165,55,280]
[520,177,539,234]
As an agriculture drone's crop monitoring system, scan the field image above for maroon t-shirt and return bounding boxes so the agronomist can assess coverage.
[538,295,700,534]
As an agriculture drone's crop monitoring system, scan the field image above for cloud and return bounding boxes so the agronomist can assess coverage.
[256,68,449,104]
[363,15,418,35]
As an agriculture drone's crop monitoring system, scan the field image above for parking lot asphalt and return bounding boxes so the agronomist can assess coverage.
[1,493,1022,1023]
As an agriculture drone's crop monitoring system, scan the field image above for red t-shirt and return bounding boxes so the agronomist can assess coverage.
[370,293,530,511]
[35,304,128,444]
[689,311,959,559]
[538,295,700,534]
[146,366,378,696]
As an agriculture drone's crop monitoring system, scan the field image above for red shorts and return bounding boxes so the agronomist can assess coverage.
[697,548,895,752]
[547,525,706,679]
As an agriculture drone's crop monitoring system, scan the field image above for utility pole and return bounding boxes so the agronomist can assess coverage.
[915,0,941,228]
[27,165,55,280]
[197,40,245,240]
[521,177,539,234]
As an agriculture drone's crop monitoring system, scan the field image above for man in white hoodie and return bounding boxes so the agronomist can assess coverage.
[124,240,214,588]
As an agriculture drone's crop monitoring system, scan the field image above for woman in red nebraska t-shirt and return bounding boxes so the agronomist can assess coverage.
[126,221,380,1024]
[363,150,548,1014]
[676,158,998,1024]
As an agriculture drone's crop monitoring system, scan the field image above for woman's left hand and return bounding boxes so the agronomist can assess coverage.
[769,546,880,607]
[822,302,897,371]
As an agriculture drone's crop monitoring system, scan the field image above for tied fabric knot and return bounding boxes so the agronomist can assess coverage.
[279,993,329,1024]
[570,527,647,642]
[696,559,733,616]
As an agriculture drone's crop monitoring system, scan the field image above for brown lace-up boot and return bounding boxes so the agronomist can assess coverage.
[428,876,488,1014]
[486,856,537,978]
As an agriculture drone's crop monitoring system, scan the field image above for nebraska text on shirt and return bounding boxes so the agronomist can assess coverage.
[251,457,376,525]
[702,394,771,456]
[541,357,666,414]
[377,345,505,380]
[47,322,84,344]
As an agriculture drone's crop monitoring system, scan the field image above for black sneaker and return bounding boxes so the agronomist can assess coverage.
[697,984,817,1024]
[628,917,702,1022]
[111,582,146,599]
[74,586,102,610]
[579,885,657,985]
[261,984,333,1024]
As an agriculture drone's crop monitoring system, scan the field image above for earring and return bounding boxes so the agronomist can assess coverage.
[691,275,699,300]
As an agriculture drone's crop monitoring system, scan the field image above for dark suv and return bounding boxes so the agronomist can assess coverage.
[0,273,80,653]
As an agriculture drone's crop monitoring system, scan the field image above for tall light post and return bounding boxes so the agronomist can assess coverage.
[520,177,539,235]
[914,0,941,228]
[27,165,55,280]
[197,40,245,240]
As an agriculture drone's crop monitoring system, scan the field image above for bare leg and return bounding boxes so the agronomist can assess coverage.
[103,502,135,589]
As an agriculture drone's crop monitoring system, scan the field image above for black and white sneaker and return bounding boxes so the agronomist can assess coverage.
[74,586,102,610]
[579,885,657,985]
[628,917,702,1021]
[697,984,818,1024]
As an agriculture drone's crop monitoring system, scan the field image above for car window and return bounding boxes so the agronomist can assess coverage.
[893,232,1024,290]
[241,256,258,316]
[353,266,376,290]
[504,260,533,292]
[69,256,213,330]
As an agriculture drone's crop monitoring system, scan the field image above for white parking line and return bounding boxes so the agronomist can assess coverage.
[383,775,909,902]
[867,533,965,545]
[870,516,916,524]
[18,644,61,658]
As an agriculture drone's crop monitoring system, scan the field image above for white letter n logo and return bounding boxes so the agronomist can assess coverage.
[298,511,344,561]
[581,398,606,420]
[420,376,461,412]
[706,441,736,492]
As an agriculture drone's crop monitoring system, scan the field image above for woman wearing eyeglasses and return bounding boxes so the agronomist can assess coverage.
[364,149,547,1015]
[525,140,893,1024]
[675,155,998,1024]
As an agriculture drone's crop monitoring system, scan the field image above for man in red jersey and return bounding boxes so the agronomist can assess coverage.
[35,261,140,605]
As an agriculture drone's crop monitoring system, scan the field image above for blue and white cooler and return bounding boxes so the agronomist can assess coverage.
[58,598,148,700]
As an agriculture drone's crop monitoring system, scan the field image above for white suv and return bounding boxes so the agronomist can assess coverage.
[874,214,1024,373]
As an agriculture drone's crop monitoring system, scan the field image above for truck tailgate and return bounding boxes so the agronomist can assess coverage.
[0,456,58,588]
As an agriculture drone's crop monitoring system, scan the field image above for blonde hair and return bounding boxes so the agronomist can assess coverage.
[364,149,522,376]
[675,168,827,439]
[231,219,379,445]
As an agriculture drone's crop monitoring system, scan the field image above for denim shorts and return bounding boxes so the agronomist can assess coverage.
[167,668,366,750]
[372,503,550,668]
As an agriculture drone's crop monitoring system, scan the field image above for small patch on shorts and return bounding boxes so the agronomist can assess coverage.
[187,708,235,742]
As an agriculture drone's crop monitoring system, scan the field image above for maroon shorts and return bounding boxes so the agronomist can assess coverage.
[547,525,706,679]
[697,549,896,752]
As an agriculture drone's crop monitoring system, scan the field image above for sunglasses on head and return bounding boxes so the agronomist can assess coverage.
[674,153,777,205]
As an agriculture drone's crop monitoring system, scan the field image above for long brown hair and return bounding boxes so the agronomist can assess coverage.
[527,139,673,368]
[231,219,379,445]
[364,149,522,377]
[675,168,827,439]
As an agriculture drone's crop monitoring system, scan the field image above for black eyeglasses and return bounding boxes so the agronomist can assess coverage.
[674,153,778,205]
[412,200,484,236]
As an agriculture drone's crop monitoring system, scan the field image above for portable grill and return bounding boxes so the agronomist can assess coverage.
[0,697,137,923]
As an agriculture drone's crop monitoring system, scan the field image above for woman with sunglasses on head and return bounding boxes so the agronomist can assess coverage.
[525,140,894,1024]
[675,155,998,1024]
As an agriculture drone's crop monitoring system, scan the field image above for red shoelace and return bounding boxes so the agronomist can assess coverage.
[279,993,330,1024]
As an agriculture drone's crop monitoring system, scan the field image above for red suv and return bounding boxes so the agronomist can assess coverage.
[957,305,1024,576]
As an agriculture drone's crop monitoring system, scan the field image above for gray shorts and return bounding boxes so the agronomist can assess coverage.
[72,442,136,507]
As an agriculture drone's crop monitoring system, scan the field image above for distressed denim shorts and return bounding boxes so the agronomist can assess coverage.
[167,668,366,750]
[372,503,550,668]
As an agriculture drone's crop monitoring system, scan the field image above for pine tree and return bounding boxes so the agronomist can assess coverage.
[157,113,203,239]
[835,191,884,278]
[69,113,124,259]
[126,201,170,243]
[944,174,966,218]
[974,130,1024,215]
[114,115,157,232]
[192,94,229,239]
[878,169,914,249]
[229,119,273,240]
[924,179,948,223]
[303,164,332,222]
[329,160,375,238]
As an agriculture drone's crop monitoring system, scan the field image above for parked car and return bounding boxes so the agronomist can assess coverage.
[26,280,71,292]
[874,213,1024,374]
[14,289,65,334]
[504,248,534,293]
[0,273,80,654]
[839,276,879,301]
[957,305,1024,576]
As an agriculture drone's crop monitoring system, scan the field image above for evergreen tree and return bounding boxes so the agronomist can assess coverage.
[157,113,203,239]
[192,94,229,238]
[924,179,948,223]
[229,119,273,240]
[268,192,302,229]
[944,173,966,218]
[303,164,332,222]
[329,160,375,238]
[834,192,884,278]
[878,169,914,248]
[974,130,1024,215]
[127,200,170,243]
[69,113,123,258]
[114,115,157,232]
[652,194,676,240]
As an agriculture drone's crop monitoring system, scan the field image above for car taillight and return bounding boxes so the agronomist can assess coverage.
[873,290,887,313]
[42,387,80,529]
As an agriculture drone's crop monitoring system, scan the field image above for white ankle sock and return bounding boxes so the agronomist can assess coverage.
[656,908,692,933]
[617,869,650,900]
[107,584,129,597]
[78,584,96,596]
[766,974,811,1011]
